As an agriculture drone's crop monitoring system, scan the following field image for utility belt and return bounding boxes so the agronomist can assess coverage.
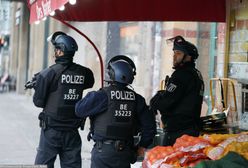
[95,140,132,152]
[38,112,84,131]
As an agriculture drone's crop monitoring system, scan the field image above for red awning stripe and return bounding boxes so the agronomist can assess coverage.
[28,0,226,24]
[54,0,226,22]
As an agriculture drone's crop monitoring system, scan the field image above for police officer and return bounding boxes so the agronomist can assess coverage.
[33,31,95,168]
[150,35,204,146]
[75,55,156,168]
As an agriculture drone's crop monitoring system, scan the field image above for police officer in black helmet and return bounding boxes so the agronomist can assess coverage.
[33,31,94,168]
[75,55,156,168]
[150,35,204,146]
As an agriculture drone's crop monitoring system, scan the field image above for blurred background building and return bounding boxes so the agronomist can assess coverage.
[1,0,248,116]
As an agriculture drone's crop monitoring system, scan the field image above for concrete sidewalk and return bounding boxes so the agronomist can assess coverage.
[0,92,92,167]
[0,92,142,168]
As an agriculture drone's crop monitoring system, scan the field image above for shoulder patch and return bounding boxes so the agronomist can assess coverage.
[167,83,177,92]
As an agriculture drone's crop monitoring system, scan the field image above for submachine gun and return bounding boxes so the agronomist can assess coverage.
[148,75,170,147]
[160,75,170,90]
[24,73,39,90]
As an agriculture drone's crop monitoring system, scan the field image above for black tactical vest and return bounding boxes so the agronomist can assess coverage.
[44,63,86,128]
[165,66,204,131]
[93,85,137,140]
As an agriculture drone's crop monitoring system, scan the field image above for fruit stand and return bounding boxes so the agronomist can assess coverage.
[143,133,248,168]
[143,78,248,168]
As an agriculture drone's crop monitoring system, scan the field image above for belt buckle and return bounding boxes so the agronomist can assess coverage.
[103,140,114,145]
[115,140,125,151]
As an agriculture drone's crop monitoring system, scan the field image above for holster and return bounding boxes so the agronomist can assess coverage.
[38,112,47,130]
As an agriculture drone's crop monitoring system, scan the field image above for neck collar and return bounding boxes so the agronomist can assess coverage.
[55,54,73,65]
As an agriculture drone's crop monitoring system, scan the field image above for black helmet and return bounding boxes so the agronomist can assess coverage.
[107,55,136,85]
[168,35,199,59]
[49,31,78,55]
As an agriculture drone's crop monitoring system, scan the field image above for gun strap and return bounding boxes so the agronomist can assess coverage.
[54,64,70,81]
[49,64,71,92]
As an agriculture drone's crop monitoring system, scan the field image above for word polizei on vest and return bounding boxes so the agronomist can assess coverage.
[61,74,85,84]
[110,90,135,100]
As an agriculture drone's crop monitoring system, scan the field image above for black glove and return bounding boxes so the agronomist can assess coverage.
[24,73,40,90]
[87,131,93,141]
[80,118,86,130]
[149,90,166,112]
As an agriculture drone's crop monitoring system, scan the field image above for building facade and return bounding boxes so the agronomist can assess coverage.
[5,1,232,116]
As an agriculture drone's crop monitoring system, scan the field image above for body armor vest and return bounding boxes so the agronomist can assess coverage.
[164,66,204,131]
[93,85,137,140]
[44,63,86,128]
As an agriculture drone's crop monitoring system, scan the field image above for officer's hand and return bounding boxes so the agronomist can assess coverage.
[87,132,92,141]
[137,147,146,157]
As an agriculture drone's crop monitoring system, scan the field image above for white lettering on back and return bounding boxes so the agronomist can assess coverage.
[61,74,85,84]
[110,90,135,100]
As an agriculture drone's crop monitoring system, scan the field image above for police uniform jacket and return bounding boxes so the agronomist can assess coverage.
[33,55,94,130]
[156,62,204,131]
[75,84,156,148]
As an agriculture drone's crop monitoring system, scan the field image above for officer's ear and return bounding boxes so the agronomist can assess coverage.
[185,55,192,62]
[57,49,64,56]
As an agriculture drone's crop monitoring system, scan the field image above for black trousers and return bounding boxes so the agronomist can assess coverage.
[91,141,136,168]
[163,127,200,146]
[35,128,82,168]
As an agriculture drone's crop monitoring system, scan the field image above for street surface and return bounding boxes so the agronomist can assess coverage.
[0,92,141,168]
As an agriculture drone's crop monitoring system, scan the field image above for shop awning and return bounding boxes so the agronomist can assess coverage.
[27,0,226,24]
[27,0,227,87]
